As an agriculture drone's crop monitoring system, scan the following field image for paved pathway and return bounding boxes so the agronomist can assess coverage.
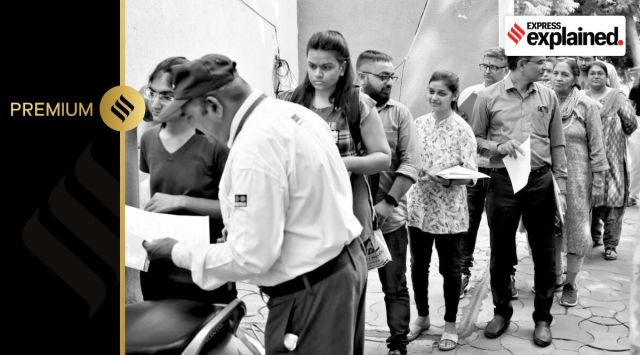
[237,205,639,354]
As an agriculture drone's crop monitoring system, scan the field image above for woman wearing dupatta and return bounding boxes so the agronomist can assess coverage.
[585,61,638,261]
[551,59,608,307]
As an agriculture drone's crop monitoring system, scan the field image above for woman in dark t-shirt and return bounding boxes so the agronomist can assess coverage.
[139,57,236,302]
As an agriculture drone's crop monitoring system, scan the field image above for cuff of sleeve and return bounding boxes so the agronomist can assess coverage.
[488,141,500,157]
[396,166,419,183]
[171,243,192,270]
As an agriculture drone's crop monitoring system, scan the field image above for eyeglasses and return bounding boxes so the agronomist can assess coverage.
[143,87,175,104]
[359,71,398,82]
[479,64,506,72]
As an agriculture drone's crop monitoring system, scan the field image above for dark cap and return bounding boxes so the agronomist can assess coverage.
[157,54,236,121]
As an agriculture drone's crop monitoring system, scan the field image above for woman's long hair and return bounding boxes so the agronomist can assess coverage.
[290,30,357,119]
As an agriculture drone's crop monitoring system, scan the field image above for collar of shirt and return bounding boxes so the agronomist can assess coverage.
[504,75,537,96]
[376,98,397,112]
[227,90,263,148]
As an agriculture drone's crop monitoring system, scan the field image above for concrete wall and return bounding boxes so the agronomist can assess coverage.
[297,0,426,91]
[126,0,299,95]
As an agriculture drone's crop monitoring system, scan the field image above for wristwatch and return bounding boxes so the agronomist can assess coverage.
[384,194,399,207]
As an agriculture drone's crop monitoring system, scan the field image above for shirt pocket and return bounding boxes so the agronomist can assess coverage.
[527,109,550,139]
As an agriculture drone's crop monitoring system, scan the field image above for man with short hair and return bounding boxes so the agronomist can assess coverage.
[356,50,419,355]
[471,56,568,347]
[143,54,368,355]
[458,47,520,300]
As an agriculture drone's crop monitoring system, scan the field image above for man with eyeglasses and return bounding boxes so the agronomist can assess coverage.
[457,47,521,301]
[471,56,568,347]
[540,57,556,87]
[356,50,419,355]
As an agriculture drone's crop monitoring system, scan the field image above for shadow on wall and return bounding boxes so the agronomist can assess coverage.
[400,0,500,117]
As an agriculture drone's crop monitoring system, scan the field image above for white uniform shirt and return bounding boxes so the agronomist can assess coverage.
[172,91,362,289]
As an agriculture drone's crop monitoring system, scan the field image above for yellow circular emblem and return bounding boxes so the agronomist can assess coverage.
[99,86,146,131]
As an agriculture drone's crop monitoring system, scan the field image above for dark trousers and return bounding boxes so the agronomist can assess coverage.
[591,206,626,248]
[377,226,410,351]
[486,168,556,323]
[264,239,368,355]
[461,168,517,276]
[409,227,462,323]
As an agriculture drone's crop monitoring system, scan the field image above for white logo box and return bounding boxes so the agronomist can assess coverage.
[505,16,626,56]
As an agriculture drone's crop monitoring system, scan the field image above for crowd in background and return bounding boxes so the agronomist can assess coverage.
[136,29,639,355]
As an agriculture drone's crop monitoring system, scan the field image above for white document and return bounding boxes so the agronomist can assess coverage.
[436,165,490,180]
[502,137,531,194]
[125,232,149,272]
[125,205,211,271]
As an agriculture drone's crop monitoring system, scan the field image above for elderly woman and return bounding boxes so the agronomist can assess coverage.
[551,58,608,306]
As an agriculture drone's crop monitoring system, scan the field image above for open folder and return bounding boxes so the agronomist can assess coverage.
[435,165,490,180]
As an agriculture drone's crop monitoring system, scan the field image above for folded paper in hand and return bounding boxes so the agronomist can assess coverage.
[435,166,489,180]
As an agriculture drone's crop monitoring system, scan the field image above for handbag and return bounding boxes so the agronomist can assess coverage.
[361,176,391,270]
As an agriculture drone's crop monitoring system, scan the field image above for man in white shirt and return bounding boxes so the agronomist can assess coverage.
[144,54,367,355]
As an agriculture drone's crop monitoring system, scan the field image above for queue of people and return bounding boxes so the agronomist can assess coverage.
[137,30,638,355]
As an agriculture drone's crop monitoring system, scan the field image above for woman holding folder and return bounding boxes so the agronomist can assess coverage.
[406,71,477,351]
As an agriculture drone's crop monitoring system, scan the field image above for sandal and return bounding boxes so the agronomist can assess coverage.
[604,248,618,260]
[438,332,458,351]
[407,316,430,341]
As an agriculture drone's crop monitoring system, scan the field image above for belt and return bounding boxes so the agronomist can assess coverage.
[489,165,551,179]
[259,239,360,298]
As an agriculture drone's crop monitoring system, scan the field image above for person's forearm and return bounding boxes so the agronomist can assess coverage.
[477,137,501,157]
[551,145,568,193]
[387,175,415,200]
[343,152,390,175]
[179,196,222,218]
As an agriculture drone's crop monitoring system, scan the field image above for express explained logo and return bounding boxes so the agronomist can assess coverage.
[508,23,526,45]
[505,16,626,56]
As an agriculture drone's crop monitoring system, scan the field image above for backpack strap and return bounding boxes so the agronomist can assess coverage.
[346,87,381,203]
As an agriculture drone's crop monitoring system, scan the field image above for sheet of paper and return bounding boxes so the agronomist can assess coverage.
[436,165,490,179]
[502,137,531,193]
[125,205,210,244]
[125,232,149,272]
[125,205,211,271]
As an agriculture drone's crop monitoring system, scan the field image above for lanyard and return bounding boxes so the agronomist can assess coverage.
[233,94,267,142]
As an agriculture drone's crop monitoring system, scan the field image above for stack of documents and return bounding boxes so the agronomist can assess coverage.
[435,165,490,180]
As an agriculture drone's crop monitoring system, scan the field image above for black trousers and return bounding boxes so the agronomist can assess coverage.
[461,167,517,276]
[264,239,368,355]
[409,227,462,323]
[378,226,410,351]
[485,168,556,323]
